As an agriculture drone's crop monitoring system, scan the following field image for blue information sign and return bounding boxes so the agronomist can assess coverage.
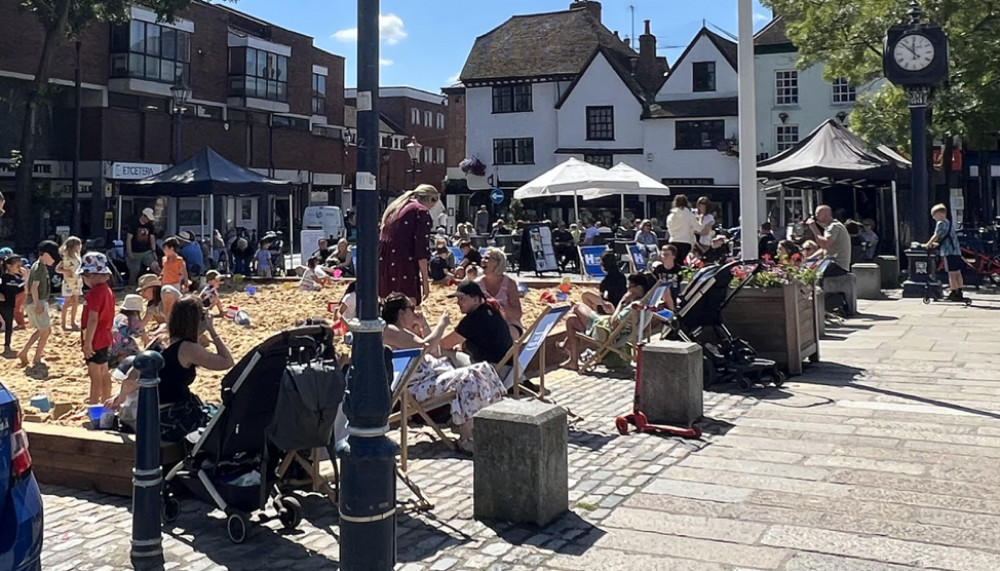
[490,188,504,204]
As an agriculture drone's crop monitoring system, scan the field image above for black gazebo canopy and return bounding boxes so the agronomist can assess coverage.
[121,147,292,197]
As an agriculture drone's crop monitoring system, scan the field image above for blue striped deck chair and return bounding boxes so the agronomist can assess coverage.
[449,246,465,266]
[579,245,609,278]
[386,347,457,471]
[628,244,655,272]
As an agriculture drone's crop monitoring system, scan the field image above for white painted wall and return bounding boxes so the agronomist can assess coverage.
[643,118,740,185]
[556,53,644,150]
[657,34,739,101]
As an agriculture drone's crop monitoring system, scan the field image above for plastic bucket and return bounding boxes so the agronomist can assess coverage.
[233,274,244,285]
[246,286,256,296]
[87,405,112,429]
[29,394,50,413]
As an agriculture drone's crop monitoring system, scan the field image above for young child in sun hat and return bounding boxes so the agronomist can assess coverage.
[79,252,116,404]
[110,293,146,368]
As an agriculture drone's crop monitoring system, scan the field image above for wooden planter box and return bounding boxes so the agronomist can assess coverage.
[722,283,820,375]
[24,423,184,497]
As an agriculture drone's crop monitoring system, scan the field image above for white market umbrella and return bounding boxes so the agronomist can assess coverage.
[580,162,670,216]
[513,157,639,222]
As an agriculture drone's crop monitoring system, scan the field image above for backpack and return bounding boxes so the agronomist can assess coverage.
[266,360,346,452]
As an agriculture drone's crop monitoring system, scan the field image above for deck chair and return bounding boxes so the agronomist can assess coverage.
[576,280,665,372]
[579,245,609,278]
[384,347,437,510]
[448,246,465,266]
[494,305,571,397]
[628,244,649,272]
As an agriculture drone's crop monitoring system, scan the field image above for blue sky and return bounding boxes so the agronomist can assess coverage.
[217,0,773,93]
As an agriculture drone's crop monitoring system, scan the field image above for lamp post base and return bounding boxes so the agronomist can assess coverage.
[337,432,398,570]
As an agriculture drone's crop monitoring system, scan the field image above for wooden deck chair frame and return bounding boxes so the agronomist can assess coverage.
[384,346,439,511]
[386,347,458,474]
[275,448,339,505]
[576,279,665,372]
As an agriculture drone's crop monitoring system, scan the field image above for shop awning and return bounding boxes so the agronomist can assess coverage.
[120,147,292,197]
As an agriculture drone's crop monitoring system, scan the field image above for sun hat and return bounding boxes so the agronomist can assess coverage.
[141,207,155,220]
[136,274,162,292]
[160,285,182,300]
[0,247,13,258]
[447,279,486,298]
[120,294,145,312]
[205,269,222,281]
[177,230,196,243]
[77,251,111,275]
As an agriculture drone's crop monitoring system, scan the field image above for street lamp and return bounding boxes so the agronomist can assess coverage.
[406,136,422,186]
[169,76,191,164]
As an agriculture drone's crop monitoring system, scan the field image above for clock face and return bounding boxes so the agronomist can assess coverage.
[893,34,935,72]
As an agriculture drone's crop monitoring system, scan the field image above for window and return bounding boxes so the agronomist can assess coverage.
[436,148,445,164]
[832,77,856,104]
[775,70,798,105]
[493,138,534,165]
[583,154,612,169]
[228,47,288,102]
[110,20,191,84]
[311,73,326,115]
[675,120,726,150]
[776,125,799,152]
[692,62,716,92]
[424,110,433,126]
[425,147,434,164]
[411,108,420,125]
[381,135,392,148]
[272,115,309,131]
[586,106,615,140]
[492,83,532,113]
[437,113,445,130]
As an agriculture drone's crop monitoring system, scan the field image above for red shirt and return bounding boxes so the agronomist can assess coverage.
[82,282,115,350]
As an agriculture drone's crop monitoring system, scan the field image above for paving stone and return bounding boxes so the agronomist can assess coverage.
[782,552,922,571]
[547,548,728,571]
[593,528,789,569]
[679,456,830,481]
[603,507,767,544]
[642,479,753,503]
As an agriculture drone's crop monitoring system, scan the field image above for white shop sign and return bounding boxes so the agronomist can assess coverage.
[111,162,166,180]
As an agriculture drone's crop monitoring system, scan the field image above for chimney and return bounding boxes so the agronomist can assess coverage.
[635,20,664,96]
[569,0,602,23]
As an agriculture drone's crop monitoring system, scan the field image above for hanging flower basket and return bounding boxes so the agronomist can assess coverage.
[459,157,487,176]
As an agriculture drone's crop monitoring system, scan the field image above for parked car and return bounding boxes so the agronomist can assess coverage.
[0,381,43,571]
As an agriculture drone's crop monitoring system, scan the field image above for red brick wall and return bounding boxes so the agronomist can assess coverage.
[445,89,467,166]
[0,2,109,85]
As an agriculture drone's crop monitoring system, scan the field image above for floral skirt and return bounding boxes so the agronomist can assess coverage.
[408,356,505,425]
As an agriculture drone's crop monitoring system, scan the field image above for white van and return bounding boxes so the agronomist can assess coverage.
[301,205,344,258]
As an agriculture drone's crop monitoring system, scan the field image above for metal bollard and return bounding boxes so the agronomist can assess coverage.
[130,350,165,570]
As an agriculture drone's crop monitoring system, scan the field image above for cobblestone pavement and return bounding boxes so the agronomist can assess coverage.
[40,293,1000,570]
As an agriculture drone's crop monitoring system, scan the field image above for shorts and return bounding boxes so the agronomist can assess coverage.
[85,347,110,365]
[25,302,51,330]
[62,282,83,297]
[945,255,963,272]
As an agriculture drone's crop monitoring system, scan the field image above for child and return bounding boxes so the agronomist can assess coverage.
[160,236,188,292]
[110,293,145,367]
[0,254,27,355]
[925,203,965,301]
[465,264,481,280]
[300,257,329,291]
[454,240,482,279]
[56,236,83,331]
[199,270,225,317]
[255,238,273,278]
[17,240,60,367]
[429,246,454,285]
[338,281,357,322]
[79,252,116,404]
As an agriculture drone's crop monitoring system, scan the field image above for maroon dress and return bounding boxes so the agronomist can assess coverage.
[379,200,432,300]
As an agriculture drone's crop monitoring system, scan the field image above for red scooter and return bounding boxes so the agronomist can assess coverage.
[615,343,702,439]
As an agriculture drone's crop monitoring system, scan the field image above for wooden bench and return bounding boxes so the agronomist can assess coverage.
[24,423,185,497]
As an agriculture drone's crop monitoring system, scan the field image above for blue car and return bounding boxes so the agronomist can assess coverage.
[0,382,43,571]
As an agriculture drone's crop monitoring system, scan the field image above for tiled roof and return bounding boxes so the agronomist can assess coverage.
[703,28,738,71]
[344,106,401,135]
[645,97,739,118]
[459,7,637,82]
[754,17,791,46]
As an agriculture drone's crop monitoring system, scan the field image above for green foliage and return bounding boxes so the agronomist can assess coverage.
[19,0,195,37]
[509,198,525,222]
[763,0,1000,145]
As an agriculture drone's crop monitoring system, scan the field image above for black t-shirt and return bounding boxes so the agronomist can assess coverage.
[599,271,627,306]
[130,220,156,253]
[455,303,513,365]
[552,229,573,244]
[429,256,451,281]
[462,249,482,266]
[758,234,778,258]
[314,247,332,263]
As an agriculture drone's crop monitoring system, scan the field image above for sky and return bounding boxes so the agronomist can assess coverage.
[215,0,773,93]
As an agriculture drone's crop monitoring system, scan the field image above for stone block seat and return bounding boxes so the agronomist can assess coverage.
[822,273,857,317]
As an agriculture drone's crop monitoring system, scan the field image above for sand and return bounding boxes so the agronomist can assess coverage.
[4,279,583,426]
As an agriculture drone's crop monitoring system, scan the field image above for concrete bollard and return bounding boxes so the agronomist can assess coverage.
[852,263,882,299]
[473,400,567,526]
[638,340,703,426]
[875,255,900,289]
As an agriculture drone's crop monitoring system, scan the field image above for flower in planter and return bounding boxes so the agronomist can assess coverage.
[459,157,487,177]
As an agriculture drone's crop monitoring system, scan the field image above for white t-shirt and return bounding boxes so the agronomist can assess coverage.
[666,208,699,245]
[698,213,715,247]
[340,291,357,320]
[300,266,327,290]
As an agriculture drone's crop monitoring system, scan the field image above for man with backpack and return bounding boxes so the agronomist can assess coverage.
[925,203,964,301]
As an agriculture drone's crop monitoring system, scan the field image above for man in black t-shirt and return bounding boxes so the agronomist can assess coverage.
[455,240,482,279]
[125,207,159,285]
[441,280,513,365]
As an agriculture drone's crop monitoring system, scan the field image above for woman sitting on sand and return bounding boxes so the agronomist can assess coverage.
[382,292,506,452]
[561,272,657,371]
[475,247,523,339]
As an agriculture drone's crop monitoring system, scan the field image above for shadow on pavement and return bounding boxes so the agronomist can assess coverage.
[481,510,606,555]
[395,509,475,562]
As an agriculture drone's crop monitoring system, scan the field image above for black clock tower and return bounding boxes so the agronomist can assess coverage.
[883,1,949,247]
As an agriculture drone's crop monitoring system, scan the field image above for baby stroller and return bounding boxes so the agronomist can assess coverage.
[163,324,344,543]
[664,260,784,390]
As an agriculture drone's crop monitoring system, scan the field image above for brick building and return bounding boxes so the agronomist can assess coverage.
[0,1,348,245]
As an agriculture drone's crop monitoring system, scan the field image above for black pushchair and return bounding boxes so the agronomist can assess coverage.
[664,260,784,390]
[163,324,345,543]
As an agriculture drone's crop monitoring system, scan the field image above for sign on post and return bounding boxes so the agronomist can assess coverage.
[490,188,504,204]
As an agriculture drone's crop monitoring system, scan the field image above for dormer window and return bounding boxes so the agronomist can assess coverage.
[692,62,716,92]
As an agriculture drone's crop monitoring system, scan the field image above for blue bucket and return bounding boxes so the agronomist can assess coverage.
[87,405,111,429]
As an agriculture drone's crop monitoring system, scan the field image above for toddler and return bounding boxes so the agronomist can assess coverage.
[300,257,329,291]
[429,246,454,285]
[79,252,115,404]
[160,236,189,291]
[0,254,26,355]
[18,240,60,368]
[199,270,225,316]
[255,238,273,278]
[56,236,83,330]
[110,293,145,367]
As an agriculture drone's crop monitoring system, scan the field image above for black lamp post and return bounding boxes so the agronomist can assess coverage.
[406,136,422,186]
[337,1,397,570]
[169,77,191,164]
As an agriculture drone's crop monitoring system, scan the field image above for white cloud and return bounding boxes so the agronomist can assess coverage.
[332,13,407,45]
[446,72,461,84]
[380,58,394,66]
[754,12,770,23]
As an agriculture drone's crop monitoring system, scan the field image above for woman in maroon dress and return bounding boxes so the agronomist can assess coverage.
[379,184,440,303]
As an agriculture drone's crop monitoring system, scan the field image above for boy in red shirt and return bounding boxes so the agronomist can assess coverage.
[79,252,116,404]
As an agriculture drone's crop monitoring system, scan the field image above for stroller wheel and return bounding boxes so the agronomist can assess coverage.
[277,496,303,530]
[736,376,753,391]
[922,297,931,305]
[161,496,181,524]
[771,370,786,387]
[227,513,249,544]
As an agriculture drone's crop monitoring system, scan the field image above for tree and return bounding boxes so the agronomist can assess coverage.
[12,0,195,248]
[762,0,1000,148]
